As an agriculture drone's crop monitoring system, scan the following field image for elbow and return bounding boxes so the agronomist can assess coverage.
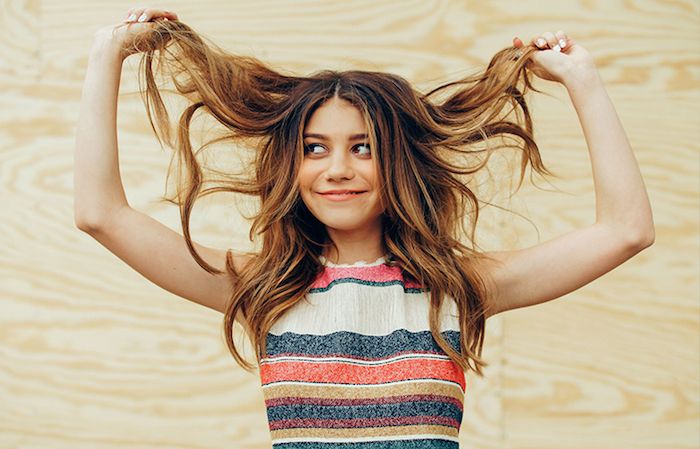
[74,204,127,233]
[74,203,96,232]
[74,210,109,234]
[638,233,655,249]
[75,216,101,234]
[628,226,655,250]
[600,221,655,250]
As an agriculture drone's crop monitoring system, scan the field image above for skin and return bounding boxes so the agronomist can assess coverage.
[98,9,654,317]
[298,96,386,265]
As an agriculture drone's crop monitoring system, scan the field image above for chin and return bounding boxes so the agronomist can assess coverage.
[320,219,370,232]
[309,209,371,229]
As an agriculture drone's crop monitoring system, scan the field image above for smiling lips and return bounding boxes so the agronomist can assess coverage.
[318,190,367,201]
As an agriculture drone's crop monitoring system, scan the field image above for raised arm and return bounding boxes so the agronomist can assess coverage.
[564,62,654,239]
[73,9,252,322]
[479,31,655,318]
[73,27,130,225]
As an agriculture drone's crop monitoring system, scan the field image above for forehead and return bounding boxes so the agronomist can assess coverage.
[304,97,367,133]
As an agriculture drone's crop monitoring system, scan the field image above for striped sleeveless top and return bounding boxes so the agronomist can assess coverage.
[258,255,466,448]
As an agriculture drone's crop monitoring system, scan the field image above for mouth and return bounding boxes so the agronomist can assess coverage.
[318,191,367,201]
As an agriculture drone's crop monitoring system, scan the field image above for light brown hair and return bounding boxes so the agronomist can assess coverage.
[133,20,553,377]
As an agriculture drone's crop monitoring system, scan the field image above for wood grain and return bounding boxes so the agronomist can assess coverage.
[1,0,697,448]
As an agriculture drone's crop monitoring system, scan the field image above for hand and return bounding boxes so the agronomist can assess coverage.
[93,7,179,61]
[513,30,597,85]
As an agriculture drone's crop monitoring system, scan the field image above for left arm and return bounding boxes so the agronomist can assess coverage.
[480,32,655,319]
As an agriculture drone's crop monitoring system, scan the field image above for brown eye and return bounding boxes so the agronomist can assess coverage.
[303,144,325,155]
[354,143,371,156]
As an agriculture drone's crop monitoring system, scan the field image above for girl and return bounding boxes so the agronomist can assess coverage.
[74,7,654,447]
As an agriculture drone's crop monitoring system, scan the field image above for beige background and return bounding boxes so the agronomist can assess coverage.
[1,0,698,448]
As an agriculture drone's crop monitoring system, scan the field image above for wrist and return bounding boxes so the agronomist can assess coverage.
[89,30,126,64]
[562,64,603,91]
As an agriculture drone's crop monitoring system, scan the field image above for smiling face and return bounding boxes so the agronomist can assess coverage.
[297,96,384,237]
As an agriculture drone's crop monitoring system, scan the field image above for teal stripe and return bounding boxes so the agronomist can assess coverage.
[265,329,462,360]
[267,399,462,423]
[310,277,425,294]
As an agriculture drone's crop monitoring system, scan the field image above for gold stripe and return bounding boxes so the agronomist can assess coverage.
[271,423,459,439]
[263,379,464,402]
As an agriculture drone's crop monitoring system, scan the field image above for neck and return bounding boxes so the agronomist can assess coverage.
[323,223,385,265]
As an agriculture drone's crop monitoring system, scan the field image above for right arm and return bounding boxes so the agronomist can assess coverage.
[73,10,252,321]
[73,34,128,224]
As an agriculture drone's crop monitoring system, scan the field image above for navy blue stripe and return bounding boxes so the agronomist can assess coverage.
[274,440,458,449]
[310,277,425,294]
[266,400,462,423]
[265,329,461,359]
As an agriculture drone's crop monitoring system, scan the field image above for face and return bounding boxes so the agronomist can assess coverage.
[298,96,384,234]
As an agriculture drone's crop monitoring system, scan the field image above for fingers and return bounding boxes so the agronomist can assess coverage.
[531,30,569,52]
[124,7,145,22]
[124,7,178,23]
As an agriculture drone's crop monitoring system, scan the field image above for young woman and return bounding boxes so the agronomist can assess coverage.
[74,7,655,447]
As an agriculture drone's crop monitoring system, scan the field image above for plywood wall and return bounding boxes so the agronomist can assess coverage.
[1,1,697,448]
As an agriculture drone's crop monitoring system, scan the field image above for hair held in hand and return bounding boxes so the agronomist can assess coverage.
[133,19,555,377]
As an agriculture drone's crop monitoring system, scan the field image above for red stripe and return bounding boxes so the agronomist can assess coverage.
[311,264,423,289]
[260,357,465,391]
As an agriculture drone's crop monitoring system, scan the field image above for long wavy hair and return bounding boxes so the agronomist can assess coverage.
[131,19,553,377]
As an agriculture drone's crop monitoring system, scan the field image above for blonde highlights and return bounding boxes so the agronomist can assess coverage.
[135,20,552,376]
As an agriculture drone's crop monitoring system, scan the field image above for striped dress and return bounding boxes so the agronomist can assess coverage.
[258,254,466,448]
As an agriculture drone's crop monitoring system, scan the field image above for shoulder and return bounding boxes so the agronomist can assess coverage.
[463,251,506,318]
[224,249,257,272]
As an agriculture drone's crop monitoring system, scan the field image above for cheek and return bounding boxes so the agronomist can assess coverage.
[296,169,316,203]
[296,167,312,190]
[367,169,381,190]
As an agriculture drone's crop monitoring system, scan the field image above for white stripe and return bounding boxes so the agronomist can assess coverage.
[269,282,461,336]
[260,377,463,390]
[261,352,452,366]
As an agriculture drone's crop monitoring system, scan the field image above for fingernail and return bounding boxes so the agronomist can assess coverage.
[552,44,561,52]
[137,13,147,22]
[559,39,566,48]
[127,13,137,22]
[536,38,546,47]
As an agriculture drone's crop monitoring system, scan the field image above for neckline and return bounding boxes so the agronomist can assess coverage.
[319,254,389,268]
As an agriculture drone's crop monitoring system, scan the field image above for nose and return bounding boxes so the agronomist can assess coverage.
[325,148,355,181]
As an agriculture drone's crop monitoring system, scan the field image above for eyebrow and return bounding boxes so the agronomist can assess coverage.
[303,133,368,140]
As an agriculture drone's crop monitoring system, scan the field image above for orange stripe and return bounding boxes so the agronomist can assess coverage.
[260,357,465,390]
